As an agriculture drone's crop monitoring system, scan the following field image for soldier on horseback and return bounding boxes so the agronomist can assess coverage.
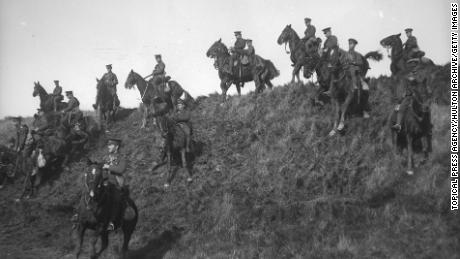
[102,138,128,231]
[302,18,318,53]
[403,28,420,60]
[67,122,89,158]
[11,117,29,177]
[51,80,64,112]
[169,99,193,152]
[93,64,120,110]
[229,31,247,69]
[322,27,339,66]
[62,91,82,126]
[345,38,370,118]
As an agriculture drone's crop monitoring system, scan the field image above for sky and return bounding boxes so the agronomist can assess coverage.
[0,0,454,118]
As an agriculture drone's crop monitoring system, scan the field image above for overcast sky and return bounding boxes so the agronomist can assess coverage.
[0,0,454,118]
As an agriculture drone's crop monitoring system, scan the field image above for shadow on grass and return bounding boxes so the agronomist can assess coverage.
[125,227,182,259]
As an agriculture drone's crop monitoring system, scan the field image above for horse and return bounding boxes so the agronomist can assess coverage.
[150,101,193,187]
[206,39,279,102]
[21,126,69,198]
[380,33,433,77]
[32,81,67,112]
[94,78,117,126]
[389,80,432,175]
[125,70,193,128]
[75,161,138,259]
[277,24,322,83]
[327,49,383,136]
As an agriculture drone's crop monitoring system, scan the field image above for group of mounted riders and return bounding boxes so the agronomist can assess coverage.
[276,17,433,174]
[0,17,438,258]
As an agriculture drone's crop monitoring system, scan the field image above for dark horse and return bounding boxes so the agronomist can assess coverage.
[206,39,279,102]
[125,70,193,128]
[327,48,382,136]
[32,81,67,112]
[149,101,193,188]
[277,24,322,83]
[75,162,138,259]
[21,126,69,198]
[94,78,117,125]
[389,81,432,175]
[380,33,433,76]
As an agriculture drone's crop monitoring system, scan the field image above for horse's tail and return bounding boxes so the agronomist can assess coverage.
[364,51,383,62]
[264,59,280,79]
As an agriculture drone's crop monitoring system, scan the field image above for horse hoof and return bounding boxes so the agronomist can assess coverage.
[337,123,345,131]
[328,129,337,137]
[363,112,370,119]
[406,170,414,175]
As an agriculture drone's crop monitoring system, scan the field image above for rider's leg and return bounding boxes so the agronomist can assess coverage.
[392,97,410,131]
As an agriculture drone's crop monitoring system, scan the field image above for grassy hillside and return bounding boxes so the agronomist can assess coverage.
[0,75,457,259]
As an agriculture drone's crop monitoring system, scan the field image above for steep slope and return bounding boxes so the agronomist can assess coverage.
[0,75,457,259]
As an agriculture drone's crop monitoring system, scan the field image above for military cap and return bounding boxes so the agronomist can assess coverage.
[54,80,59,84]
[106,64,112,69]
[405,28,413,33]
[234,31,242,36]
[155,54,162,59]
[65,91,73,95]
[107,138,122,146]
[322,27,331,33]
[304,17,311,22]
[348,38,358,44]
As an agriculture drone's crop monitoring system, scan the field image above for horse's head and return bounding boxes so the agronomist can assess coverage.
[277,24,296,45]
[33,81,44,97]
[206,39,229,59]
[124,69,138,89]
[84,160,105,201]
[380,33,402,48]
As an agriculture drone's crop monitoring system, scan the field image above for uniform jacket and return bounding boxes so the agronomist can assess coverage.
[346,49,364,68]
[153,61,166,76]
[304,25,316,40]
[233,38,247,54]
[52,86,63,96]
[404,36,418,51]
[103,153,127,187]
[63,96,80,113]
[323,35,338,50]
[101,72,119,87]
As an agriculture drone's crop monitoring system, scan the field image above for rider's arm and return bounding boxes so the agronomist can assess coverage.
[108,157,126,176]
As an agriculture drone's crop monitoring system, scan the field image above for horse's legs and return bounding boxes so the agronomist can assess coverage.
[406,134,414,175]
[121,224,134,259]
[421,135,430,163]
[141,105,147,129]
[89,231,99,259]
[165,149,173,187]
[337,89,354,131]
[75,225,86,259]
[236,83,241,96]
[181,149,192,183]
[220,81,228,102]
[292,64,302,83]
[329,99,341,136]
[96,231,109,258]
